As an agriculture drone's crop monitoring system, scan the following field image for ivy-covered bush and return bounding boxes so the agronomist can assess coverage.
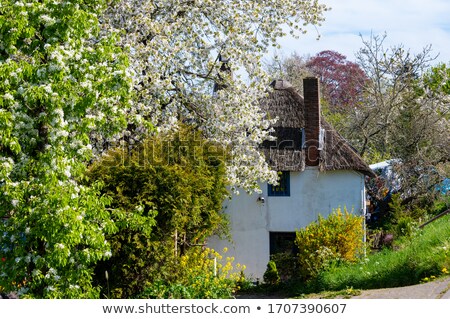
[88,125,230,298]
[295,208,364,280]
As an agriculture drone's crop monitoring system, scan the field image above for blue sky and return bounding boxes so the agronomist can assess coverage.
[272,0,450,64]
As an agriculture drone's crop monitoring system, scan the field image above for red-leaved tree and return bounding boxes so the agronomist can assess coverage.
[306,50,368,110]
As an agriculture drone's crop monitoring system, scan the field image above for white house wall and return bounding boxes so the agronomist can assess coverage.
[208,167,366,280]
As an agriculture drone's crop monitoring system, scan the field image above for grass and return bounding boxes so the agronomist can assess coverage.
[297,214,450,295]
[240,214,450,298]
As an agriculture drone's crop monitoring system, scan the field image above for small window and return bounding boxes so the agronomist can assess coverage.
[268,171,290,196]
[269,232,298,255]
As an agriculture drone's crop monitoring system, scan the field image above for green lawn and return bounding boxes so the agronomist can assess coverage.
[293,214,450,295]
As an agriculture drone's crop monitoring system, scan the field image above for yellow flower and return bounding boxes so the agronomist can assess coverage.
[442,267,448,274]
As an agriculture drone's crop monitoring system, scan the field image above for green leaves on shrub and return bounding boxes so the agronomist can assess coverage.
[263,260,280,285]
[87,125,230,298]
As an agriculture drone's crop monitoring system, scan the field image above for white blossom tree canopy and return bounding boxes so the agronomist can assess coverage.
[102,0,328,192]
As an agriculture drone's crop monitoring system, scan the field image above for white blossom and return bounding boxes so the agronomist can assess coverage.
[64,167,71,178]
[101,0,327,191]
[3,93,14,100]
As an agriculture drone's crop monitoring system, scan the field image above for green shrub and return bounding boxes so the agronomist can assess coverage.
[270,252,298,281]
[386,193,422,239]
[88,125,230,298]
[395,216,417,238]
[263,260,280,285]
[295,207,364,280]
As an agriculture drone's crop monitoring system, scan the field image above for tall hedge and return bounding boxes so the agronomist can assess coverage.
[87,125,229,298]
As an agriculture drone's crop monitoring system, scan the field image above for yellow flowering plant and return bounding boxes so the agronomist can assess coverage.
[140,248,246,299]
[295,207,365,280]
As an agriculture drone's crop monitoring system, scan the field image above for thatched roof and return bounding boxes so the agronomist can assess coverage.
[319,120,375,176]
[261,79,374,177]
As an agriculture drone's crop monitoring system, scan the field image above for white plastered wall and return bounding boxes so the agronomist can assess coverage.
[208,167,366,280]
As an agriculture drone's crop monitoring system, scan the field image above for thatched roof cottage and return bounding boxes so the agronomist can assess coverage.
[209,77,374,279]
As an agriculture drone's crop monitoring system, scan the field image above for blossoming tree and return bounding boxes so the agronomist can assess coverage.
[0,0,131,297]
[1,0,328,298]
[102,0,328,191]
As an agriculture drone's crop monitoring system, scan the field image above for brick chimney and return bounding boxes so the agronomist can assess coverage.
[303,77,321,166]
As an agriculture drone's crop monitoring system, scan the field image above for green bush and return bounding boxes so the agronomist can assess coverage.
[386,193,422,239]
[88,125,230,298]
[270,252,299,281]
[295,207,364,280]
[263,260,280,285]
[395,216,417,238]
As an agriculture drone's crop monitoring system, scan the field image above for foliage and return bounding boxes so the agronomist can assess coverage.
[295,208,365,280]
[309,214,450,292]
[266,50,368,110]
[87,125,230,298]
[139,248,245,299]
[385,193,418,238]
[352,34,448,202]
[265,51,312,94]
[263,260,280,285]
[245,215,450,297]
[423,63,450,108]
[270,252,299,282]
[0,0,131,298]
[430,194,450,216]
[100,0,329,192]
[306,50,368,110]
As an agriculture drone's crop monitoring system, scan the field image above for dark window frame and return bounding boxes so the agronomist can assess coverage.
[269,232,298,255]
[268,171,290,196]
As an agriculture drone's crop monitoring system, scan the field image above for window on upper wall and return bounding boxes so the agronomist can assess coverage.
[268,171,290,196]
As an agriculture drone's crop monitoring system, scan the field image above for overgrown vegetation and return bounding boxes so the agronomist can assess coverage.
[305,214,450,293]
[87,125,230,298]
[241,203,449,298]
